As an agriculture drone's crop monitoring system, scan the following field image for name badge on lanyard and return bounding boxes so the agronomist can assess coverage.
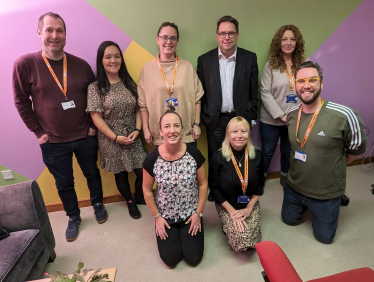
[230,147,250,204]
[286,94,297,103]
[295,98,324,162]
[294,151,307,162]
[238,195,250,203]
[61,100,76,110]
[285,68,296,103]
[166,98,178,111]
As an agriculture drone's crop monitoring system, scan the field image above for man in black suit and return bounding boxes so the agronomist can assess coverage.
[197,15,259,200]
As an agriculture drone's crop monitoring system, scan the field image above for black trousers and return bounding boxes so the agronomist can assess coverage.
[206,114,234,161]
[156,218,204,267]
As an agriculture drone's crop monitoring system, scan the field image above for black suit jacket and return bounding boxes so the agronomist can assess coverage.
[197,47,259,131]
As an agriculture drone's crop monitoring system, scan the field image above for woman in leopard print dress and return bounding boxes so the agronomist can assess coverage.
[87,41,147,219]
[209,117,265,252]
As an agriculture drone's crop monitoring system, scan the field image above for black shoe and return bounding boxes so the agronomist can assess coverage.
[341,193,350,206]
[280,175,287,187]
[135,197,147,205]
[208,191,214,202]
[127,201,141,219]
[66,216,81,242]
[93,203,108,224]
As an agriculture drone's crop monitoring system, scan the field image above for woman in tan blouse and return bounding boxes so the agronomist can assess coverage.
[138,22,204,146]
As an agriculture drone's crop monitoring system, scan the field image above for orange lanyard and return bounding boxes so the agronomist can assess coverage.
[296,99,324,150]
[230,146,249,195]
[285,68,295,92]
[42,51,68,100]
[156,54,179,96]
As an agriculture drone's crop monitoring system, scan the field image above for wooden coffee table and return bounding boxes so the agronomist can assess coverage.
[28,267,116,281]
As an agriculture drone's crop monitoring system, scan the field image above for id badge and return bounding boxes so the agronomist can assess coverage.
[237,195,250,204]
[61,100,76,110]
[286,94,297,103]
[166,98,178,111]
[294,151,307,162]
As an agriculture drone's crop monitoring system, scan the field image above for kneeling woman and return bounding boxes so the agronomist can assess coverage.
[143,111,208,267]
[209,117,265,252]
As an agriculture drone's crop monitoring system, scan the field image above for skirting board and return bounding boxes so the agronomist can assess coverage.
[45,156,373,213]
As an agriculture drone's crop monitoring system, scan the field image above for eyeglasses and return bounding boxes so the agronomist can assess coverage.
[217,32,237,39]
[295,77,321,86]
[158,36,178,43]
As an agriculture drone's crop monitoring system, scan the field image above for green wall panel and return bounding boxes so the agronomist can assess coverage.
[0,164,30,187]
[86,0,363,68]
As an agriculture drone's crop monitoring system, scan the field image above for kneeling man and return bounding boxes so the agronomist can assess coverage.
[282,61,367,243]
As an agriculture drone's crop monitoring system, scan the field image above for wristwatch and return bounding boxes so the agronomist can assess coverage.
[195,211,203,217]
[193,122,201,127]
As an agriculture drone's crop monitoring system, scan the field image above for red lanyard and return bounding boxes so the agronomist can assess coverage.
[156,54,179,96]
[296,98,324,150]
[42,51,68,100]
[285,67,295,92]
[230,146,249,195]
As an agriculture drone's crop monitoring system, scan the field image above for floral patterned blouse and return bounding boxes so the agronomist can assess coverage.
[143,145,205,222]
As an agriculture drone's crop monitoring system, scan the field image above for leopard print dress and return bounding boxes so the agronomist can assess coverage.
[86,81,146,174]
[215,201,261,252]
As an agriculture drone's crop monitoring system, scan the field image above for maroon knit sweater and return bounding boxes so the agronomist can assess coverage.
[13,51,96,143]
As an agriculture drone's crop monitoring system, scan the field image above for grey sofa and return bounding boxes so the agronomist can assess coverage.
[0,180,56,282]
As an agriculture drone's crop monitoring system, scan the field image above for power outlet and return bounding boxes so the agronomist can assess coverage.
[1,170,15,180]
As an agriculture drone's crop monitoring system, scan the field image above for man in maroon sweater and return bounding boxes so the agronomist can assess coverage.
[12,12,107,242]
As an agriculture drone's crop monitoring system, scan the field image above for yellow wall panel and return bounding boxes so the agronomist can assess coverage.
[123,40,155,84]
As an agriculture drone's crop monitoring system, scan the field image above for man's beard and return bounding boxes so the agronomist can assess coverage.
[297,87,321,105]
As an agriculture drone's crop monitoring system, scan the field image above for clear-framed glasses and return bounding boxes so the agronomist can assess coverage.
[217,32,237,39]
[295,77,321,86]
[158,36,178,43]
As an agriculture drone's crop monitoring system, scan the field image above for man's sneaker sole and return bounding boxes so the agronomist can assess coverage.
[96,214,108,224]
[66,218,81,242]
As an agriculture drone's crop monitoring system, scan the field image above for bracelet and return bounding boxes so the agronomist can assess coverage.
[114,135,118,142]
[154,213,161,218]
[134,128,142,133]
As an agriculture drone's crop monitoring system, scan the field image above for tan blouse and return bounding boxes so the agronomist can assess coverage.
[138,56,204,145]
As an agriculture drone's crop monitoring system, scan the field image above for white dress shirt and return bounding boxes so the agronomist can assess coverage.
[218,47,237,113]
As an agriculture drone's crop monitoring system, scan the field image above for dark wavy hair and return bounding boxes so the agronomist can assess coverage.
[96,41,137,99]
[267,25,306,72]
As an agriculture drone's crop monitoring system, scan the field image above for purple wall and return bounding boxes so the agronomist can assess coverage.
[0,0,132,179]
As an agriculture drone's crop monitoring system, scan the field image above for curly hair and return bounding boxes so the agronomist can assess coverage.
[267,25,306,72]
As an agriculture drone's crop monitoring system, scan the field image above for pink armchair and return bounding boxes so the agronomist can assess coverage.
[255,241,374,282]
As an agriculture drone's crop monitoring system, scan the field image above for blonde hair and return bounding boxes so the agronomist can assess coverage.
[221,117,256,161]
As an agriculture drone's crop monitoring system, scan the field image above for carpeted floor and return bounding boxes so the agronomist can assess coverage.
[42,166,374,282]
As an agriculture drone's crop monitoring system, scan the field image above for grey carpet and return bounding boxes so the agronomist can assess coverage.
[42,166,374,281]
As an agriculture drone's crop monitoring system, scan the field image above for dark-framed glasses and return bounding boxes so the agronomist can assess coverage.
[217,32,237,39]
[295,77,321,86]
[158,36,178,43]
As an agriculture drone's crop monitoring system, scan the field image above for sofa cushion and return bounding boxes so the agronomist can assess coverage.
[0,229,40,282]
[0,181,40,233]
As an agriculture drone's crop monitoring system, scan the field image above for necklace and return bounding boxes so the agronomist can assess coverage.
[235,154,245,168]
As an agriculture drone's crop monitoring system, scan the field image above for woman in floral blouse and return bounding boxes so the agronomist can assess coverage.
[142,110,208,267]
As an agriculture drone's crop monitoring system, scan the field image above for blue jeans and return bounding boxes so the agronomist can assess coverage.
[40,135,103,218]
[281,183,341,244]
[260,122,290,174]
